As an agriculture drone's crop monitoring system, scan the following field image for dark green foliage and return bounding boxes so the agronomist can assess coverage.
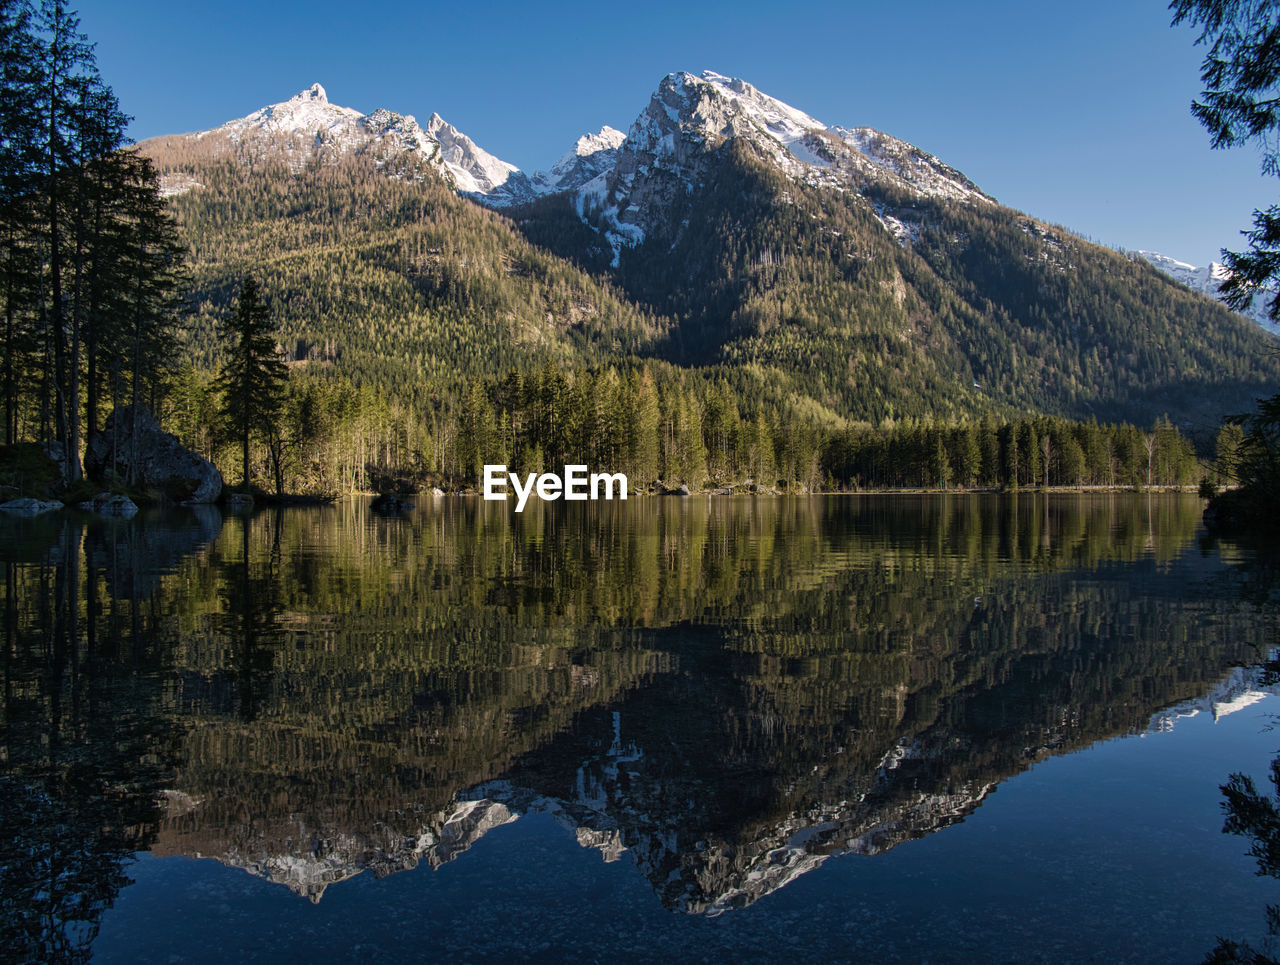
[1217,421,1247,483]
[213,277,286,492]
[0,1,186,477]
[1174,0,1280,533]
[174,347,1204,494]
[1172,0,1280,322]
[1207,395,1280,531]
[822,413,1201,491]
[0,441,59,497]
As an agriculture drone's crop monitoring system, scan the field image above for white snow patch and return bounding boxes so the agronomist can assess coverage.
[1145,666,1280,733]
[1138,250,1279,337]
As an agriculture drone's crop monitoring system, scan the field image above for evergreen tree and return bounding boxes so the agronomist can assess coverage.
[1172,0,1280,322]
[1215,421,1245,484]
[627,368,661,486]
[214,277,286,492]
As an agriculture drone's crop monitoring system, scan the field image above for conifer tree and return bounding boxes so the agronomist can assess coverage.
[627,368,661,486]
[215,277,286,492]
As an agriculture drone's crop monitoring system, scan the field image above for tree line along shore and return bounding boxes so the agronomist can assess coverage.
[0,3,1250,508]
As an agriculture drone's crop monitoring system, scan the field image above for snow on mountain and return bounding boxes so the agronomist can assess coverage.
[154,73,997,251]
[530,126,626,195]
[423,112,534,203]
[569,69,994,264]
[207,83,360,142]
[158,795,522,903]
[1137,250,1279,336]
[832,126,992,204]
[157,84,532,204]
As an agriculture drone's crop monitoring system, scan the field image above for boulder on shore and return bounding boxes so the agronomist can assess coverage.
[85,406,223,503]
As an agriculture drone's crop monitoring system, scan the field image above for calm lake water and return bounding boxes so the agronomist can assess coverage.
[3,494,1279,963]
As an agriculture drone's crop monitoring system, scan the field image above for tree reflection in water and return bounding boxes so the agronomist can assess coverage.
[1,495,1278,956]
[0,511,206,962]
[1203,544,1280,965]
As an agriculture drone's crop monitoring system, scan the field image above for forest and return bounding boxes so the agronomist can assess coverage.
[160,356,1213,495]
[0,0,183,484]
[0,0,1247,502]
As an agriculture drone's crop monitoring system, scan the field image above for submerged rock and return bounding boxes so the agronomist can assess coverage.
[0,497,63,517]
[371,493,413,514]
[77,492,139,517]
[85,406,223,503]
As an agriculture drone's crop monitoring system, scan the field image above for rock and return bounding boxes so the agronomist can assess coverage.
[40,440,68,482]
[430,487,445,497]
[0,497,63,517]
[85,405,223,503]
[77,492,138,517]
[371,493,413,514]
[670,484,691,496]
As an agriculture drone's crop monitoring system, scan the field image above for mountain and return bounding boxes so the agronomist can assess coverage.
[150,84,616,209]
[565,70,996,266]
[511,70,1277,424]
[149,83,538,206]
[1137,250,1279,336]
[141,76,1278,427]
[139,87,667,390]
[528,126,627,196]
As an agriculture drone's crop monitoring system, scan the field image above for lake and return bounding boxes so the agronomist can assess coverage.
[2,494,1279,963]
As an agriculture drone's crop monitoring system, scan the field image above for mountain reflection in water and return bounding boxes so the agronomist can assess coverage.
[1,494,1275,959]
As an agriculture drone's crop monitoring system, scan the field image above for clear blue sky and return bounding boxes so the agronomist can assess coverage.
[78,0,1271,268]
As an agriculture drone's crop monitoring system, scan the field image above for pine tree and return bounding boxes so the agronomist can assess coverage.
[1215,421,1245,484]
[215,277,287,492]
[627,368,661,486]
[0,0,39,445]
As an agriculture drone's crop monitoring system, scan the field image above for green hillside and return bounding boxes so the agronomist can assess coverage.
[148,145,668,401]
[520,139,1276,428]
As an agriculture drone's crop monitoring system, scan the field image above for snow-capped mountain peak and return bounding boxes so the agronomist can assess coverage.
[574,126,626,157]
[1137,250,1278,336]
[423,112,527,197]
[690,69,829,157]
[294,82,327,104]
[622,69,831,176]
[832,126,992,204]
[156,84,534,204]
[158,72,996,248]
[206,83,364,145]
[572,68,995,264]
[530,126,628,196]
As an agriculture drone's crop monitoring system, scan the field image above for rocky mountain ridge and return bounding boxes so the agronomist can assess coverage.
[146,75,1277,341]
[138,73,1278,426]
